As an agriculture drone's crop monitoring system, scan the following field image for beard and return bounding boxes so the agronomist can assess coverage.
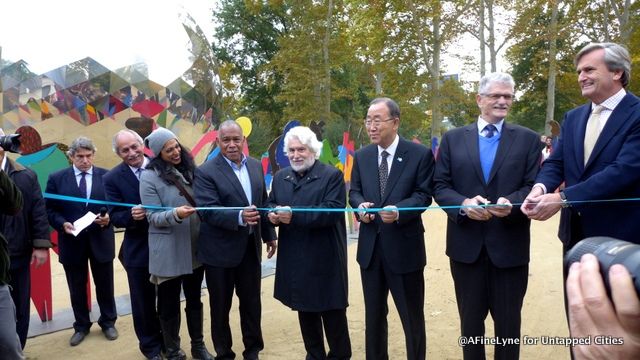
[290,156,315,173]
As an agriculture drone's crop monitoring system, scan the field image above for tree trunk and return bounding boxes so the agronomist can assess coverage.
[602,0,611,42]
[375,70,384,95]
[322,0,334,121]
[546,0,560,129]
[609,0,632,45]
[479,0,486,76]
[407,0,442,138]
[431,15,443,139]
[487,0,497,72]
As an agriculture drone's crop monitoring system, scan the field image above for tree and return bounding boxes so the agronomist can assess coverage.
[507,0,577,132]
[439,78,477,128]
[406,0,474,139]
[460,0,515,76]
[545,0,561,125]
[211,0,288,131]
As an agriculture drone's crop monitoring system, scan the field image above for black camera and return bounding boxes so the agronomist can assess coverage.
[565,237,640,297]
[0,134,21,153]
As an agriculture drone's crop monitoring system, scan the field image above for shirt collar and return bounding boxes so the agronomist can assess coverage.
[73,165,93,176]
[477,117,504,134]
[127,156,149,174]
[378,134,400,158]
[222,154,247,170]
[593,88,626,111]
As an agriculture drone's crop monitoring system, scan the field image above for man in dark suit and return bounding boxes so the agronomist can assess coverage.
[0,169,24,360]
[434,73,542,359]
[349,97,434,360]
[103,129,162,360]
[194,120,277,360]
[0,140,51,350]
[45,136,118,346]
[522,42,640,248]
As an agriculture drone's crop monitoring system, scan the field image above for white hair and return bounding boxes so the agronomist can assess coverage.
[478,72,515,94]
[283,126,323,159]
[112,129,144,154]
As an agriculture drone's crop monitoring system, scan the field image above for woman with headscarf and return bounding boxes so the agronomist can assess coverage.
[140,127,213,360]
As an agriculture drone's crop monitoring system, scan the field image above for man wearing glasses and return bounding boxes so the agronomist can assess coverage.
[349,97,434,360]
[434,72,542,359]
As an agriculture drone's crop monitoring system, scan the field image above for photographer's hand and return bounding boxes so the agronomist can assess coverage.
[567,254,640,359]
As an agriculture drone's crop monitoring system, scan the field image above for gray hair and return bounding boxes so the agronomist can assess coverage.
[478,72,515,95]
[67,136,96,157]
[219,119,243,135]
[575,42,631,87]
[284,126,323,159]
[369,97,400,119]
[112,129,143,154]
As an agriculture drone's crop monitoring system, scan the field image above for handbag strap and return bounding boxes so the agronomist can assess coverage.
[167,176,197,207]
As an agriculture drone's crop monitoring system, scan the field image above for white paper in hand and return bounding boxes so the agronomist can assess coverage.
[71,211,97,237]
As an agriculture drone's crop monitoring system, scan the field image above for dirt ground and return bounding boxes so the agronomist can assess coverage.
[23,210,570,359]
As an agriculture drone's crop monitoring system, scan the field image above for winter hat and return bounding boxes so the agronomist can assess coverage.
[144,127,177,157]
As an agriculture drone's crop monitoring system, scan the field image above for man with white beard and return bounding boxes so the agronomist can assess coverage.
[267,126,351,359]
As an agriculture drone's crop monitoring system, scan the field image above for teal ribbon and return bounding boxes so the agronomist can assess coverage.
[43,192,640,213]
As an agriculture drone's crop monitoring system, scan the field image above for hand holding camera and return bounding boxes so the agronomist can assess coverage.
[565,238,640,358]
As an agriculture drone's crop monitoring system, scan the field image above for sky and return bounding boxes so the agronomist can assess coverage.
[0,0,216,86]
[0,1,506,90]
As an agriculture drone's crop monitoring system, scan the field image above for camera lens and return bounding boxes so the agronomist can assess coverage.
[565,237,640,297]
[0,134,21,153]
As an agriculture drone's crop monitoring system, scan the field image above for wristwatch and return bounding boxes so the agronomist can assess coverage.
[559,191,569,208]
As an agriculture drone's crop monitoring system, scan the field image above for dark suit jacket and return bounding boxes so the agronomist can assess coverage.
[537,92,640,245]
[194,154,276,268]
[1,158,51,259]
[45,166,115,266]
[103,161,149,268]
[348,137,434,274]
[434,122,542,268]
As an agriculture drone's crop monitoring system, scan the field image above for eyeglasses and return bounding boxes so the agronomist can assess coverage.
[364,118,395,127]
[481,93,514,101]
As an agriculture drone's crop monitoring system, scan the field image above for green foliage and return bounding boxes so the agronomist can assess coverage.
[439,79,477,127]
[506,1,581,132]
[208,0,640,152]
[212,0,288,133]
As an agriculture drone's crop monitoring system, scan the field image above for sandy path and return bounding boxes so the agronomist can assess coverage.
[24,210,570,359]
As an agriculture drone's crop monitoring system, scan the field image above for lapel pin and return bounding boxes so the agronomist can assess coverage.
[397,157,403,162]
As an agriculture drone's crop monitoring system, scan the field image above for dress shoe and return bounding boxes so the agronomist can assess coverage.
[102,326,119,340]
[147,355,163,360]
[69,331,88,346]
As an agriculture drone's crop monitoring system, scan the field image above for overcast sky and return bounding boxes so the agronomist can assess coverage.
[0,0,215,85]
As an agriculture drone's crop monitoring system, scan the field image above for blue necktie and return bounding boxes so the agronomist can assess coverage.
[484,124,497,138]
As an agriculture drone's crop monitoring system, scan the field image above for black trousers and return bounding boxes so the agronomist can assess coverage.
[156,266,205,331]
[450,249,528,360]
[298,309,351,360]
[205,238,263,360]
[126,266,163,358]
[62,259,117,333]
[9,256,30,349]
[360,241,426,360]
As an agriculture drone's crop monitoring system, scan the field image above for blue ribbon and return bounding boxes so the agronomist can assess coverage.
[43,192,640,213]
